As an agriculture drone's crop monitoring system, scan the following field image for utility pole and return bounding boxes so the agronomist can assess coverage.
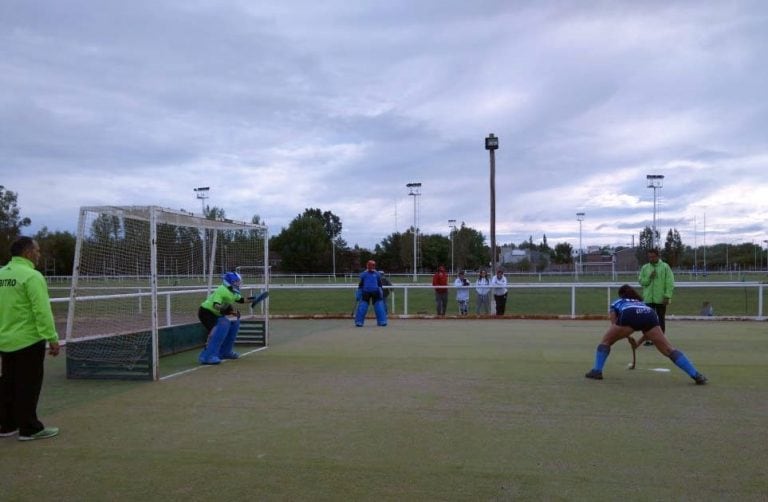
[485,134,499,272]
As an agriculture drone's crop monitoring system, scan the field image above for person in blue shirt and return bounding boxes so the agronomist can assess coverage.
[355,260,387,327]
[585,284,707,384]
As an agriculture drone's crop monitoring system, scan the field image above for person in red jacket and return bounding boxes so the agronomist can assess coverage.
[432,265,449,316]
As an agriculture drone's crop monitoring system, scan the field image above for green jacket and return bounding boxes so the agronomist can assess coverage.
[0,256,59,352]
[638,260,675,304]
[201,284,243,315]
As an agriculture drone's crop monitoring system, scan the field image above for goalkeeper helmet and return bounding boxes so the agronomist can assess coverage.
[222,272,242,289]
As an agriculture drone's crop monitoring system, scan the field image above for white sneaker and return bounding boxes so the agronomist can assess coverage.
[18,427,59,441]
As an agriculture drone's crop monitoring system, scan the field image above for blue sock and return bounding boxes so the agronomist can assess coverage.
[669,350,699,378]
[593,344,611,371]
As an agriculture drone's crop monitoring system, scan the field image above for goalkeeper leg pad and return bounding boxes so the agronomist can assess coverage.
[199,317,230,364]
[355,301,369,327]
[218,319,241,359]
[374,300,388,326]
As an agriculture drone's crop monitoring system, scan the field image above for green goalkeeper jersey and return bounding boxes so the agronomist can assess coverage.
[0,256,59,352]
[201,284,243,315]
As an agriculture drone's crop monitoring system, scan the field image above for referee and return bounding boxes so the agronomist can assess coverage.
[0,236,60,441]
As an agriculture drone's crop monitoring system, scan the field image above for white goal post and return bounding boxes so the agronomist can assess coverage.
[65,205,269,380]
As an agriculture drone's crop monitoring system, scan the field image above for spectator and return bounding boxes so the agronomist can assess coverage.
[475,269,491,315]
[432,265,449,316]
[700,301,714,316]
[454,270,470,316]
[491,268,508,315]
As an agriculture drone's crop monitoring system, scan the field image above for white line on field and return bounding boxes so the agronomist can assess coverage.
[160,346,269,381]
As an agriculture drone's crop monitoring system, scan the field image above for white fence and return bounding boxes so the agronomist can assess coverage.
[49,281,766,334]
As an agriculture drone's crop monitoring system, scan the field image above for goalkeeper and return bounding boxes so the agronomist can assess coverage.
[197,272,249,365]
[355,260,387,327]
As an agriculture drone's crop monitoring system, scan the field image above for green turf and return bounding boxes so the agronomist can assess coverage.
[2,320,767,500]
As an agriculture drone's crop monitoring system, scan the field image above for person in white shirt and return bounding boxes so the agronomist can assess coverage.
[454,270,470,315]
[475,269,491,314]
[490,268,508,315]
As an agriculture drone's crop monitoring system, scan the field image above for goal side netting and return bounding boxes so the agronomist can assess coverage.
[65,206,269,380]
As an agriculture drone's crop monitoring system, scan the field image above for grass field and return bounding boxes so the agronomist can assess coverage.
[2,319,767,500]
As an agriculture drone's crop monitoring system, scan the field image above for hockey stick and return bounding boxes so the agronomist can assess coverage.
[249,291,269,309]
[627,336,638,370]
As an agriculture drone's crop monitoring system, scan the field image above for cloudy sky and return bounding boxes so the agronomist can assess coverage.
[2,0,767,251]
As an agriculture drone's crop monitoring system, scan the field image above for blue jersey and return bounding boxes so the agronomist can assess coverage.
[358,270,382,293]
[610,298,659,331]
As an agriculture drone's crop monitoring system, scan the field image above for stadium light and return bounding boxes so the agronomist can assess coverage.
[448,219,457,275]
[194,187,210,281]
[576,212,585,279]
[407,182,422,281]
[485,134,499,272]
[646,174,664,248]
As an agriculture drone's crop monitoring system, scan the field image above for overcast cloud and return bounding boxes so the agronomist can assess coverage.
[1,0,766,250]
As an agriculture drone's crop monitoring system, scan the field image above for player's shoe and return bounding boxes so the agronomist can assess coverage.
[199,355,222,365]
[585,369,603,380]
[18,427,59,441]
[693,373,708,385]
[0,429,19,438]
[219,352,239,360]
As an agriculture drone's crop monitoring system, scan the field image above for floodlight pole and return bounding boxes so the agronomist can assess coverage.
[194,187,210,280]
[485,134,499,273]
[448,219,457,275]
[407,182,422,281]
[576,212,585,279]
[646,174,664,248]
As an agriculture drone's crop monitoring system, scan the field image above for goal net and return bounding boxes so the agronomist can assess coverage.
[65,206,269,380]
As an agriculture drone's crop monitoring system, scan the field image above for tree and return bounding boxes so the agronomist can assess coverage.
[553,242,574,265]
[205,206,226,220]
[420,233,450,271]
[375,232,408,272]
[636,226,658,262]
[453,224,487,271]
[34,227,76,275]
[663,228,684,267]
[271,215,330,272]
[0,186,32,263]
[301,208,342,240]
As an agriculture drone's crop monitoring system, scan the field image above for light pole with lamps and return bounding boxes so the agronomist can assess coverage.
[448,219,457,275]
[407,182,422,281]
[646,174,664,248]
[194,186,210,280]
[576,212,585,278]
[485,134,499,272]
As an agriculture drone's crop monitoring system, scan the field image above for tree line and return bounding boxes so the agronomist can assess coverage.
[1,185,766,275]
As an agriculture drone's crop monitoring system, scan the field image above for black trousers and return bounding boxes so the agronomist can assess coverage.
[646,303,667,332]
[494,293,508,315]
[0,340,46,436]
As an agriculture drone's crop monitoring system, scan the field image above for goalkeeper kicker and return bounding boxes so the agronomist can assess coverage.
[354,260,388,327]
